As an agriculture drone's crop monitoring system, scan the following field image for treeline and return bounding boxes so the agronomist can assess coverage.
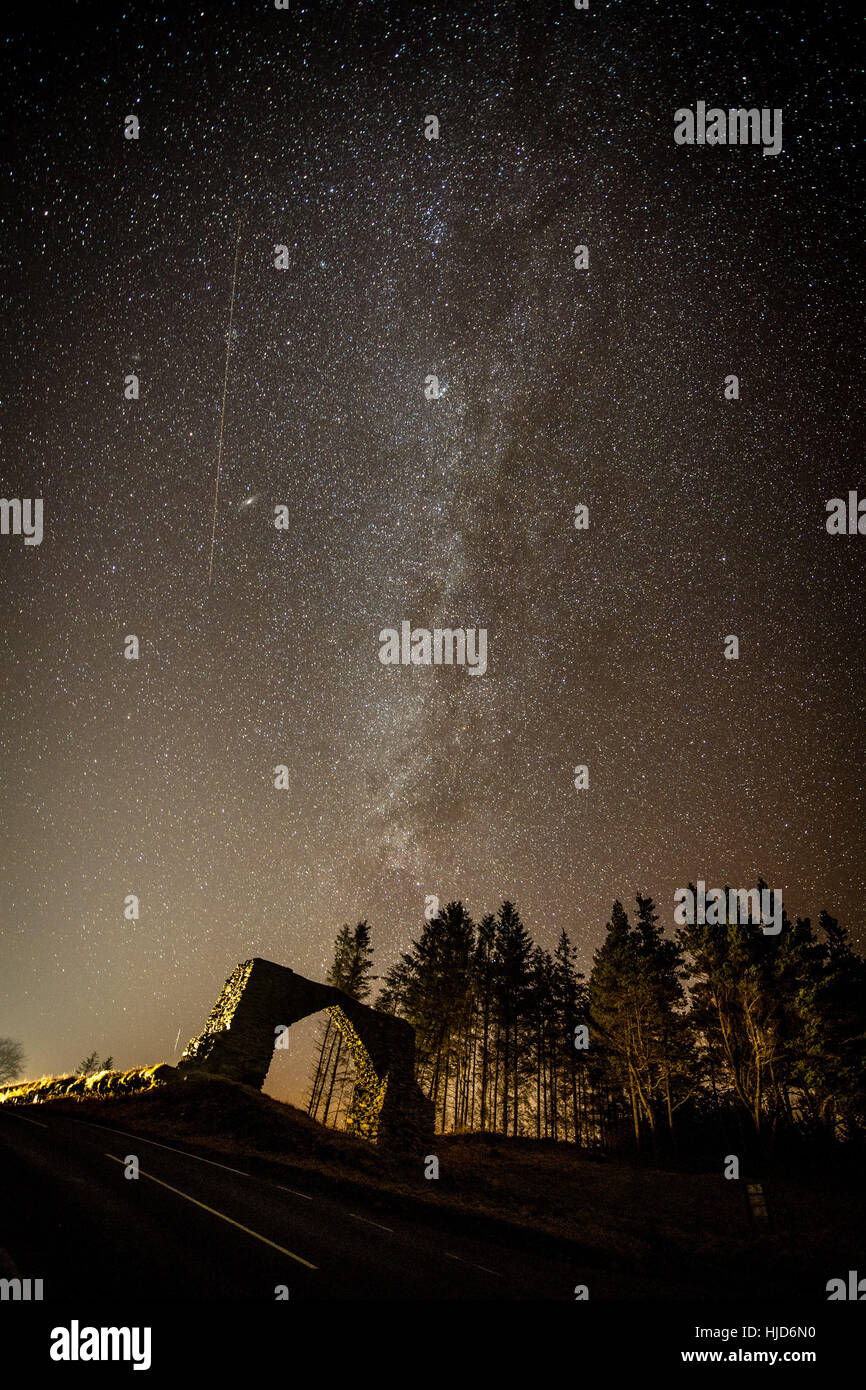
[308,889,866,1154]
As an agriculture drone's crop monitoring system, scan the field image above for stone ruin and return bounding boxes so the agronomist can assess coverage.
[178,958,433,1148]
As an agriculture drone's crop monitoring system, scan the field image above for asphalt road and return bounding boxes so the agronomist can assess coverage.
[0,1106,633,1300]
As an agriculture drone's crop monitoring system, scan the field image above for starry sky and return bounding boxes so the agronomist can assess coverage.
[1,0,863,1105]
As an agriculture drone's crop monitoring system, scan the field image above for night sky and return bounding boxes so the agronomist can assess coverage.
[1,0,863,1104]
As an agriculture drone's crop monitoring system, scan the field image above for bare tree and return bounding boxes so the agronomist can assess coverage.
[0,1037,26,1084]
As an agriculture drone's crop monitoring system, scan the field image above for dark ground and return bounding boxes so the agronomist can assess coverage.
[1,1074,862,1300]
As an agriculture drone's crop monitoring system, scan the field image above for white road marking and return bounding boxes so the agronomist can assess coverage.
[70,1117,315,1202]
[349,1212,393,1233]
[445,1250,502,1277]
[104,1155,319,1269]
[11,1109,505,1283]
[0,1110,48,1128]
[68,1112,318,1200]
[68,1117,251,1177]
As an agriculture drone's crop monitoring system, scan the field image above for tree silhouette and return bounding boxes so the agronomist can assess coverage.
[0,1037,26,1085]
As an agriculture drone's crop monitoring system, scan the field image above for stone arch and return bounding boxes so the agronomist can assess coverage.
[178,958,433,1147]
[319,1004,388,1139]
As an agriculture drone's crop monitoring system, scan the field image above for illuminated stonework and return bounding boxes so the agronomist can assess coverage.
[326,1005,388,1140]
[179,958,433,1148]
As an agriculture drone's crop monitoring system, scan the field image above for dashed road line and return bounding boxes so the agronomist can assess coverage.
[71,1117,315,1201]
[349,1212,393,1233]
[8,1108,511,1287]
[67,1117,252,1177]
[0,1110,48,1128]
[445,1250,502,1277]
[104,1154,319,1269]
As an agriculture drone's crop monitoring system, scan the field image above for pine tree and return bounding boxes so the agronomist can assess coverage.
[590,897,689,1153]
[377,901,476,1130]
[473,913,497,1131]
[551,929,584,1142]
[493,901,534,1136]
[677,881,791,1137]
[789,911,866,1138]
